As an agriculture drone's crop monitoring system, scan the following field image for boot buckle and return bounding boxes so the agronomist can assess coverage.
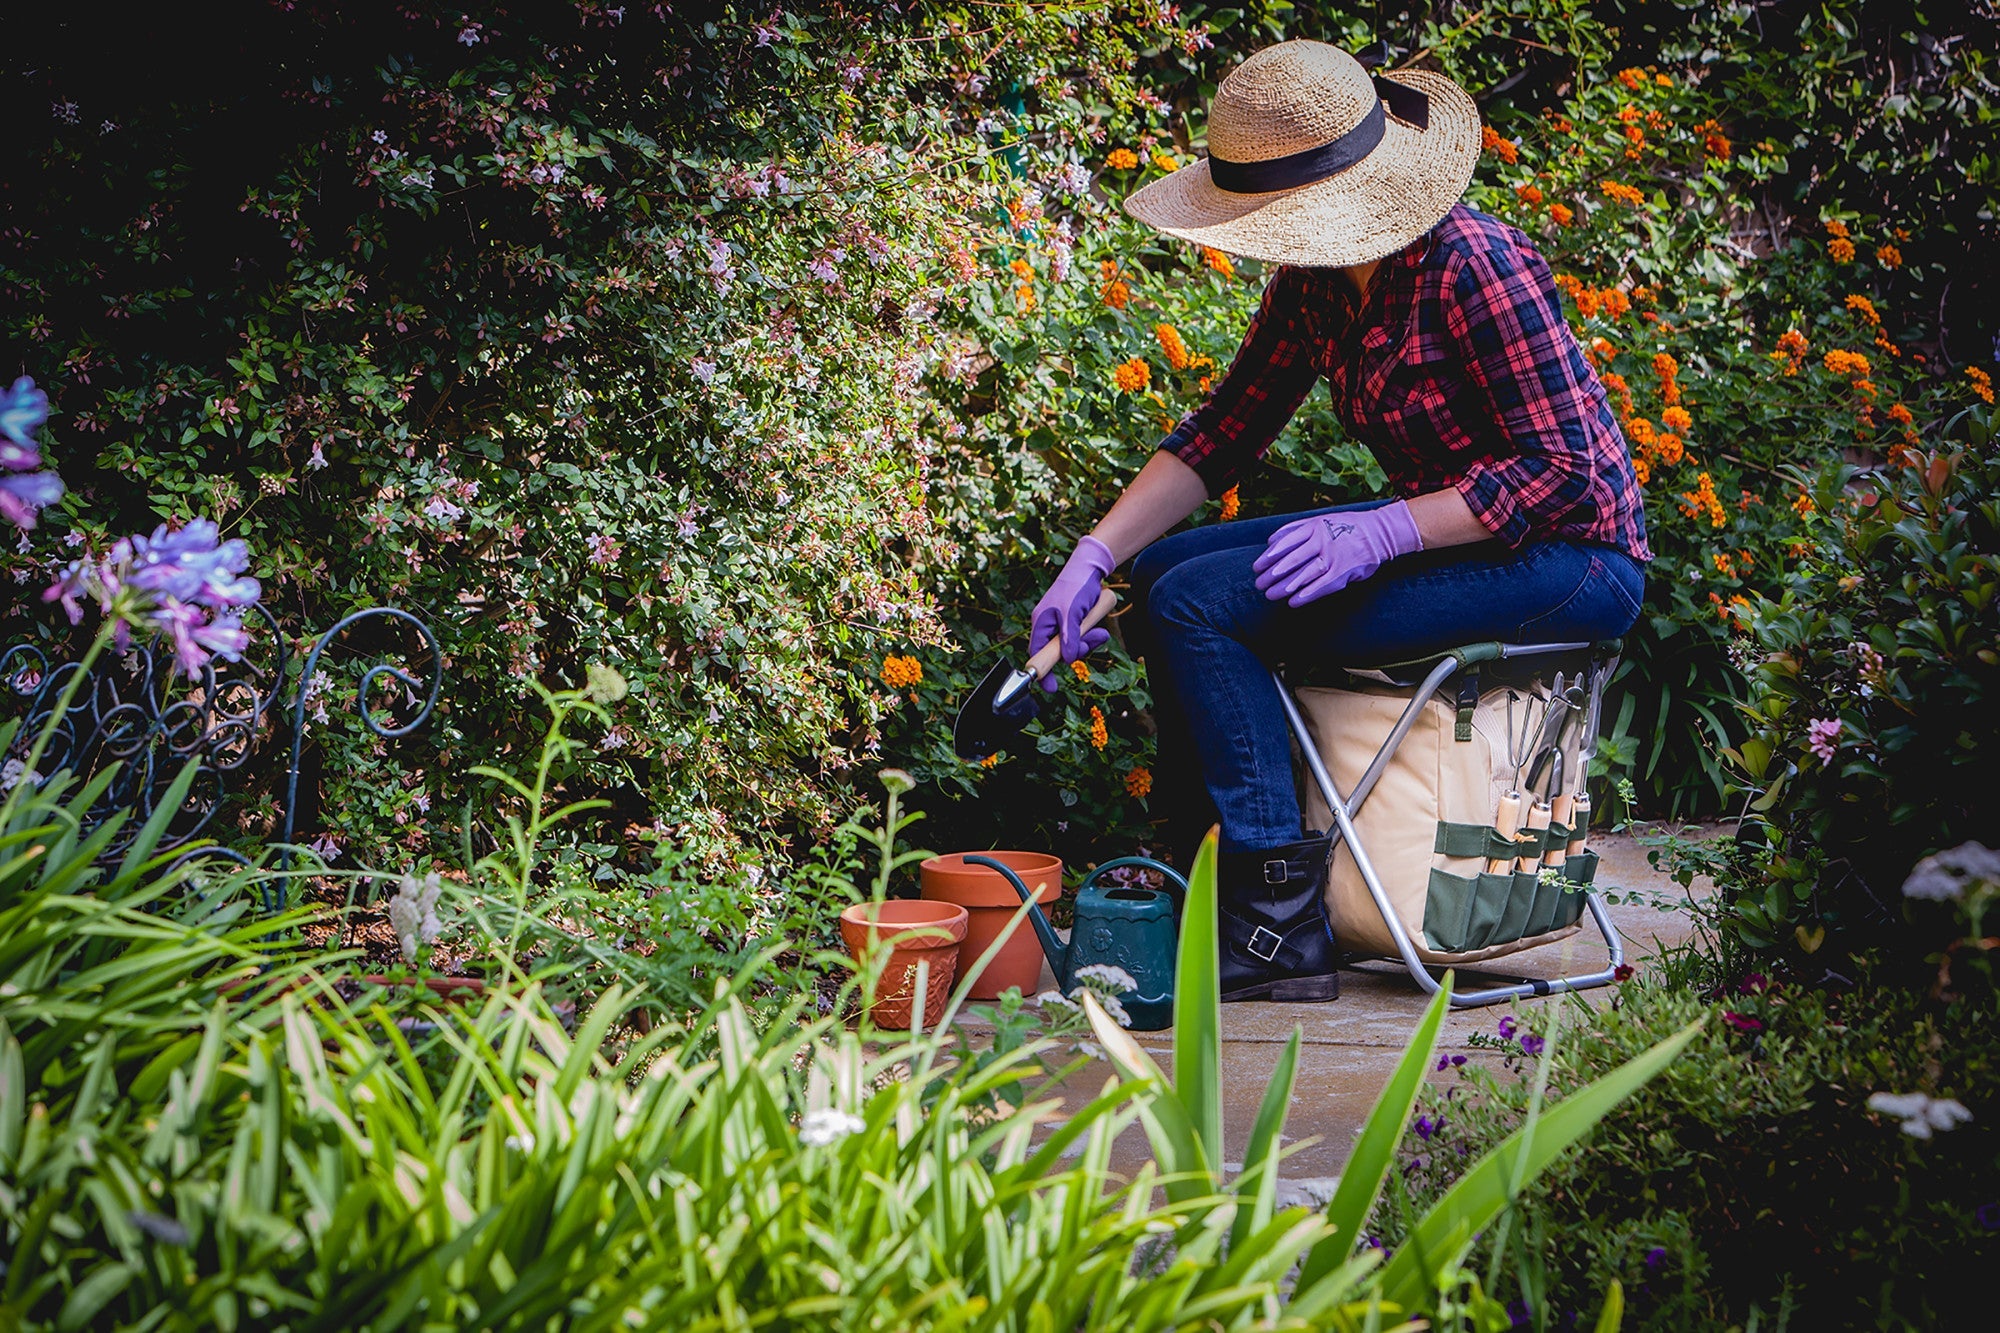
[1247,926,1283,961]
[1262,859,1290,885]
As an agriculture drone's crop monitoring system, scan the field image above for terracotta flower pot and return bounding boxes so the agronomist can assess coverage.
[839,900,969,1030]
[919,852,1063,1000]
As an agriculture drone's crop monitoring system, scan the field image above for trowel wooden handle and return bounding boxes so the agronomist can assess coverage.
[1544,793,1576,867]
[1566,794,1592,857]
[1517,799,1552,875]
[1486,791,1522,874]
[1023,587,1120,679]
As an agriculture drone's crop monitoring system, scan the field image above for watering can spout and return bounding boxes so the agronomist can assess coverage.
[962,855,1067,980]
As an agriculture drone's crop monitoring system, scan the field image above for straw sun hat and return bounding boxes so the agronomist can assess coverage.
[1125,40,1483,268]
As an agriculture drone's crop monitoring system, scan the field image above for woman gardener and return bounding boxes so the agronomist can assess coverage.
[1028,40,1651,1003]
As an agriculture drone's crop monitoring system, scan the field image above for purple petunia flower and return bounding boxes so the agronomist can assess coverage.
[1520,1034,1546,1057]
[1497,1016,1517,1040]
[1414,1114,1437,1141]
[1645,1245,1667,1269]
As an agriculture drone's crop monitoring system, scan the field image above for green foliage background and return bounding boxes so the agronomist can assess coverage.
[3,0,1995,944]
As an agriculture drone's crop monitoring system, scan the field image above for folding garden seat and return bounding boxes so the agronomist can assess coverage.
[1275,639,1626,1007]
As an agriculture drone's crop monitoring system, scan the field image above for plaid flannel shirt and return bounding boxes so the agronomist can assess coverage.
[1160,203,1653,562]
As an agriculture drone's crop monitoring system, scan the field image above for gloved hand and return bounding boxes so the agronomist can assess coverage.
[1252,501,1422,608]
[1027,535,1116,693]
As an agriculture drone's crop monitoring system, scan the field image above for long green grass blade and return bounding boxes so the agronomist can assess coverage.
[1174,827,1222,1176]
[1229,1024,1299,1253]
[1377,1015,1705,1306]
[1295,974,1454,1295]
[1080,990,1212,1203]
[1594,1277,1626,1332]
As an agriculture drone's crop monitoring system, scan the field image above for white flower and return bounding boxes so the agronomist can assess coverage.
[424,496,465,525]
[1867,1091,1973,1139]
[1901,842,2000,903]
[1,759,41,792]
[1035,989,1078,1012]
[1071,963,1137,995]
[386,872,445,963]
[798,1108,864,1147]
[1070,988,1131,1028]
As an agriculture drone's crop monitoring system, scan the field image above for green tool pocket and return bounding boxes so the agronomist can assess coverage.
[1423,868,1521,953]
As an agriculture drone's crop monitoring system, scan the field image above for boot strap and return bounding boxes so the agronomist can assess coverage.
[1263,858,1291,885]
[1247,925,1283,961]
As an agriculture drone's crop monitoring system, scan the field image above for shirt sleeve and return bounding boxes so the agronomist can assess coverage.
[1443,243,1606,548]
[1157,265,1325,497]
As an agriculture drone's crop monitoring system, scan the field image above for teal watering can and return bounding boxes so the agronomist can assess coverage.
[963,855,1188,1031]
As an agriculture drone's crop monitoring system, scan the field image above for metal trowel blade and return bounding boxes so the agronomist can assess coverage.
[952,657,1043,761]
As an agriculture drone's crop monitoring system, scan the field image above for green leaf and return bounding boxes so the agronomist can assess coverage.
[1174,827,1222,1174]
[1295,975,1453,1295]
[1230,1024,1299,1253]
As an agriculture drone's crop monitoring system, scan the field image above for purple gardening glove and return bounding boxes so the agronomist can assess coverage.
[1252,501,1423,608]
[1027,535,1116,693]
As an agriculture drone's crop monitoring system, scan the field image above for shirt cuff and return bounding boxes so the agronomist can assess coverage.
[1158,418,1238,498]
[1454,463,1534,549]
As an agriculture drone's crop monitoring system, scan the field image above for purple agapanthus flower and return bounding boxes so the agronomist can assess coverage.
[0,377,66,529]
[43,517,260,674]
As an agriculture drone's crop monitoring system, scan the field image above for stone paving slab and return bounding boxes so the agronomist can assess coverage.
[972,825,1719,1185]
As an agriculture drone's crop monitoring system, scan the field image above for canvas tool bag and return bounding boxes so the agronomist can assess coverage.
[1292,674,1599,965]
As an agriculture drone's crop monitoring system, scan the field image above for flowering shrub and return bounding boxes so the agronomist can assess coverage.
[1708,404,1997,958]
[1382,977,1999,1331]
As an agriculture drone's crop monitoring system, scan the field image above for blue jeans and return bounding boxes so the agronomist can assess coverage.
[1127,500,1646,855]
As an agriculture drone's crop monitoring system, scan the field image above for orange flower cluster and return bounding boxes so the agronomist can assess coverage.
[1887,403,1914,426]
[1655,432,1686,465]
[1680,471,1728,528]
[1694,118,1731,159]
[1623,124,1647,160]
[1549,203,1574,227]
[1651,350,1683,405]
[1792,491,1815,517]
[1771,328,1809,375]
[1202,246,1235,278]
[1106,148,1139,170]
[1970,366,1995,405]
[1515,183,1544,206]
[1152,152,1179,173]
[1154,323,1190,370]
[1088,705,1108,750]
[1852,378,1878,401]
[1548,114,1575,134]
[1100,259,1131,309]
[1481,126,1519,164]
[1826,219,1850,238]
[1071,659,1091,683]
[1601,372,1635,416]
[1876,243,1902,269]
[1627,416,1656,450]
[1708,591,1754,628]
[1011,258,1037,314]
[1125,766,1153,799]
[1601,181,1646,206]
[881,655,922,689]
[1662,405,1693,434]
[1823,349,1871,377]
[1656,72,1674,88]
[1845,294,1880,326]
[1617,104,1642,125]
[1585,337,1617,369]
[1713,551,1738,577]
[1829,237,1856,263]
[1112,357,1150,392]
[1617,67,1647,90]
[1218,485,1241,521]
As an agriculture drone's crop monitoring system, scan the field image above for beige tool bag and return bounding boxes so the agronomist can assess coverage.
[1293,678,1599,965]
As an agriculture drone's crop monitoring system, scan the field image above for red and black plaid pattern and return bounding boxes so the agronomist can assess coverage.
[1160,203,1652,562]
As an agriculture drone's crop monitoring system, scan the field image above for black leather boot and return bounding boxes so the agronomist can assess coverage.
[1216,834,1340,1002]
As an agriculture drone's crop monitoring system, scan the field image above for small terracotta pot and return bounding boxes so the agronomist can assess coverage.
[839,900,969,1030]
[920,852,1063,1000]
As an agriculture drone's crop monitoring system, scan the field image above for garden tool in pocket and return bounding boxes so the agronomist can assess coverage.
[953,588,1118,761]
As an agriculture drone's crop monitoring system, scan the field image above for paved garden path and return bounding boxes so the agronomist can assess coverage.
[979,825,1718,1198]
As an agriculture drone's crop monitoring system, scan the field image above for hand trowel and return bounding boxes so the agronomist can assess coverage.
[953,588,1119,762]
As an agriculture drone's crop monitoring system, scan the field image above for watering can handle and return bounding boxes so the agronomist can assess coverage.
[1078,857,1191,918]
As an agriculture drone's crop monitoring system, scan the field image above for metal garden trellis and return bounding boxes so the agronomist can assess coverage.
[1,605,441,912]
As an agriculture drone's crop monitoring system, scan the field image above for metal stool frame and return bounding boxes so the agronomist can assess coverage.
[1272,639,1626,1008]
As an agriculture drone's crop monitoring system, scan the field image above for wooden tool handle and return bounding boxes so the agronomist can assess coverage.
[1486,791,1523,874]
[1566,794,1592,857]
[1544,793,1576,867]
[1023,587,1120,679]
[1517,799,1552,875]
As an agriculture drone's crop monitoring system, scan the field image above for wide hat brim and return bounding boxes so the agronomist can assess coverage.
[1124,69,1482,268]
